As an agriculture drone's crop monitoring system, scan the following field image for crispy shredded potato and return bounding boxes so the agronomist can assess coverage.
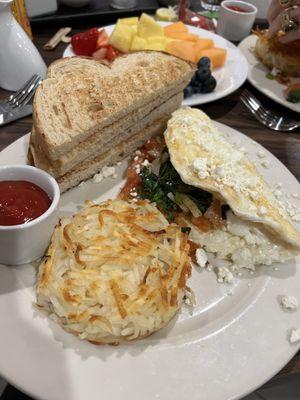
[36,199,191,344]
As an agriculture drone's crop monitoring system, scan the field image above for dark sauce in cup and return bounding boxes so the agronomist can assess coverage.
[0,181,51,226]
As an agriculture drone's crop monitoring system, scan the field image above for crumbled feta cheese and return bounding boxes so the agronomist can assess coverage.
[257,150,266,158]
[135,150,141,156]
[281,295,298,310]
[142,159,150,167]
[193,158,209,179]
[195,248,208,268]
[217,266,233,284]
[93,166,116,183]
[289,329,300,344]
[134,155,139,161]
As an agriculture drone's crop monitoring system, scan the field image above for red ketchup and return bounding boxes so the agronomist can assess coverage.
[0,181,51,226]
[227,5,248,12]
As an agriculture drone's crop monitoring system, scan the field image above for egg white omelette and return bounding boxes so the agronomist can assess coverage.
[164,107,300,269]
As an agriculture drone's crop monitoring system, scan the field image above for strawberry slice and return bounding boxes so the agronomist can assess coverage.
[71,27,99,56]
[92,47,108,61]
[106,45,117,61]
[96,29,109,49]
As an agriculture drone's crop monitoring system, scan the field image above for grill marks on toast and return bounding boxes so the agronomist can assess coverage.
[33,53,195,161]
[30,92,183,177]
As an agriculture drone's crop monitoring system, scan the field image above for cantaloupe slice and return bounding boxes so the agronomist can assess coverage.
[196,47,227,69]
[194,39,214,59]
[164,31,199,42]
[166,40,196,63]
[164,21,188,35]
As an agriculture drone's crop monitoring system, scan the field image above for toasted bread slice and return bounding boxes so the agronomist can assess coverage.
[29,116,169,193]
[33,53,195,161]
[30,92,183,177]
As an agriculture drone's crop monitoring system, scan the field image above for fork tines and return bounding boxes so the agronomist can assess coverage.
[241,90,299,132]
[7,74,41,109]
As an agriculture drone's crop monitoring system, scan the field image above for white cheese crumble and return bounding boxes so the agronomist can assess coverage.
[289,329,300,344]
[193,158,209,179]
[195,248,208,268]
[93,166,117,183]
[216,266,233,284]
[188,211,297,272]
[281,296,299,310]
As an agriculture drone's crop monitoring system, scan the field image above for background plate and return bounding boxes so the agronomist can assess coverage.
[238,35,300,114]
[63,22,248,106]
[0,123,299,400]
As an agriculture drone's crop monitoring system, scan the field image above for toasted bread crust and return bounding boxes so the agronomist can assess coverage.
[30,91,183,177]
[33,53,195,161]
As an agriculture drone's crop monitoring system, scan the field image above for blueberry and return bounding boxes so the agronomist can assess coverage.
[191,79,202,93]
[197,57,211,69]
[196,67,211,82]
[184,85,195,98]
[190,73,197,85]
[200,76,217,93]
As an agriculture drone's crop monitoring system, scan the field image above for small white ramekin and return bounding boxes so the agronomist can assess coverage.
[0,165,60,265]
[217,1,258,42]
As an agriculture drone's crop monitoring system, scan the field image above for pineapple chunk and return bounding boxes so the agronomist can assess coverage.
[118,17,139,25]
[145,42,165,51]
[109,21,134,53]
[138,13,164,39]
[130,25,138,35]
[131,36,148,51]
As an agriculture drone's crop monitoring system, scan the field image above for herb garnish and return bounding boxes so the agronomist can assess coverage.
[139,155,212,221]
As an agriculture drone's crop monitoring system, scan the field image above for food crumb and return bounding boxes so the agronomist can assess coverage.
[280,295,298,311]
[289,329,300,344]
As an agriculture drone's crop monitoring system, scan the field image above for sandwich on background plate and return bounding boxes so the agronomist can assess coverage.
[121,107,300,274]
[254,29,300,77]
[28,52,196,192]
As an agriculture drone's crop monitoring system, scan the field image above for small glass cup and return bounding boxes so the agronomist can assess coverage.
[110,0,137,9]
[200,0,222,11]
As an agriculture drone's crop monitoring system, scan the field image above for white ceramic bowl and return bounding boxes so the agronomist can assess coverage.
[0,165,60,265]
[217,1,258,42]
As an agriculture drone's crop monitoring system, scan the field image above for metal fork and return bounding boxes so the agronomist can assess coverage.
[240,89,300,132]
[0,74,41,111]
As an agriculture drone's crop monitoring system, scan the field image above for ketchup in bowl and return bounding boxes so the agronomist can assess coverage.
[227,5,248,12]
[0,180,51,226]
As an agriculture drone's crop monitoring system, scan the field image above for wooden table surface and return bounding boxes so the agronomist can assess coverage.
[0,22,299,395]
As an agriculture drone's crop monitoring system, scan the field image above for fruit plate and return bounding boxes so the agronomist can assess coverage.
[238,35,300,114]
[63,22,248,106]
[0,123,299,400]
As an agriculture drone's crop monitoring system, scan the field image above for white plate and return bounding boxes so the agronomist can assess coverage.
[63,22,248,106]
[238,35,300,113]
[0,123,299,400]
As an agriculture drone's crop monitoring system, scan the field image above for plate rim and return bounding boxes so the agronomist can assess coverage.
[0,123,299,400]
